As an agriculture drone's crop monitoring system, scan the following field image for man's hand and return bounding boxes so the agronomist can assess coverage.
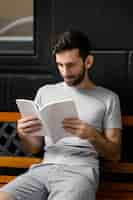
[17,116,44,153]
[17,116,42,138]
[63,118,97,141]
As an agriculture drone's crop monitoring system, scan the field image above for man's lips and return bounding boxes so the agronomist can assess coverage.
[64,76,74,81]
[64,79,74,83]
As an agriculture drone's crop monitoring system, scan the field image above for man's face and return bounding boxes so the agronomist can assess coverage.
[55,49,87,86]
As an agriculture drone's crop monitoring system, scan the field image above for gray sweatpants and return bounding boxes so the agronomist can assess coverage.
[0,163,99,200]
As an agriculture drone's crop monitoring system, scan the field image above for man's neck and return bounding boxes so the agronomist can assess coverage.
[74,79,96,90]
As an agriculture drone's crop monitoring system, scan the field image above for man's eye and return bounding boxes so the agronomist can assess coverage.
[58,64,62,67]
[67,63,74,67]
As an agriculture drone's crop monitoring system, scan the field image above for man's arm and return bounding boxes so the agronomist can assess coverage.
[63,118,122,161]
[17,116,44,153]
[90,128,122,161]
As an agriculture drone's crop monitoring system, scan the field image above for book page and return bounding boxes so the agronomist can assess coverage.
[39,99,78,143]
[16,99,45,136]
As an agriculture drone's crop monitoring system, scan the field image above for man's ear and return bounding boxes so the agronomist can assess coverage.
[85,55,94,69]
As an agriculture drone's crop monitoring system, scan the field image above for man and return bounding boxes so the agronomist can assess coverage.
[0,30,122,200]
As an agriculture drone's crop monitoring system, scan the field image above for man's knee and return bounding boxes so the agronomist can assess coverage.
[0,191,15,200]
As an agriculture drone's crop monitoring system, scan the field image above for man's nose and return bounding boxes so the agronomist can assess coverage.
[62,65,70,75]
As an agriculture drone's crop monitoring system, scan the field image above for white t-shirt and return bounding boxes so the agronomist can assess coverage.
[35,82,122,167]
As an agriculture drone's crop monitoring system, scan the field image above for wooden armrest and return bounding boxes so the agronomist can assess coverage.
[102,161,133,174]
[1,157,133,173]
[0,156,41,168]
[0,156,41,186]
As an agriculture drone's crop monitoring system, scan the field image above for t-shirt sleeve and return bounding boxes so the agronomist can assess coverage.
[103,94,122,129]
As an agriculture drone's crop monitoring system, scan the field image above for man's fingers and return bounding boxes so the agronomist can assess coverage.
[18,120,42,129]
[17,116,42,136]
[18,116,40,123]
[20,125,42,134]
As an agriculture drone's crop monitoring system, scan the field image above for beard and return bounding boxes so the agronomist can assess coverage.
[63,66,86,86]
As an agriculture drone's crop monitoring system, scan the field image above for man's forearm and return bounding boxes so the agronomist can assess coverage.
[90,131,121,161]
[20,135,44,153]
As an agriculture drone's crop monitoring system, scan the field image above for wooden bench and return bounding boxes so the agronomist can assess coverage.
[97,162,133,199]
[0,156,41,187]
[1,157,133,199]
[0,112,133,199]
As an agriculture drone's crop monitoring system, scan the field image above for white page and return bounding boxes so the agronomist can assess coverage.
[16,99,45,136]
[39,99,78,143]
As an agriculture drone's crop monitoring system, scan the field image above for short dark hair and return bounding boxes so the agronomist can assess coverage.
[52,30,92,60]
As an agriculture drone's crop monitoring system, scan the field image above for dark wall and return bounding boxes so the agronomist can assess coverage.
[0,0,133,161]
[51,0,133,50]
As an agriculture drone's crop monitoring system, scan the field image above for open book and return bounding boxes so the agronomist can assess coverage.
[16,98,78,143]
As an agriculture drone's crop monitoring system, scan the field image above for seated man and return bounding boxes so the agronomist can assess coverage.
[0,29,122,200]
